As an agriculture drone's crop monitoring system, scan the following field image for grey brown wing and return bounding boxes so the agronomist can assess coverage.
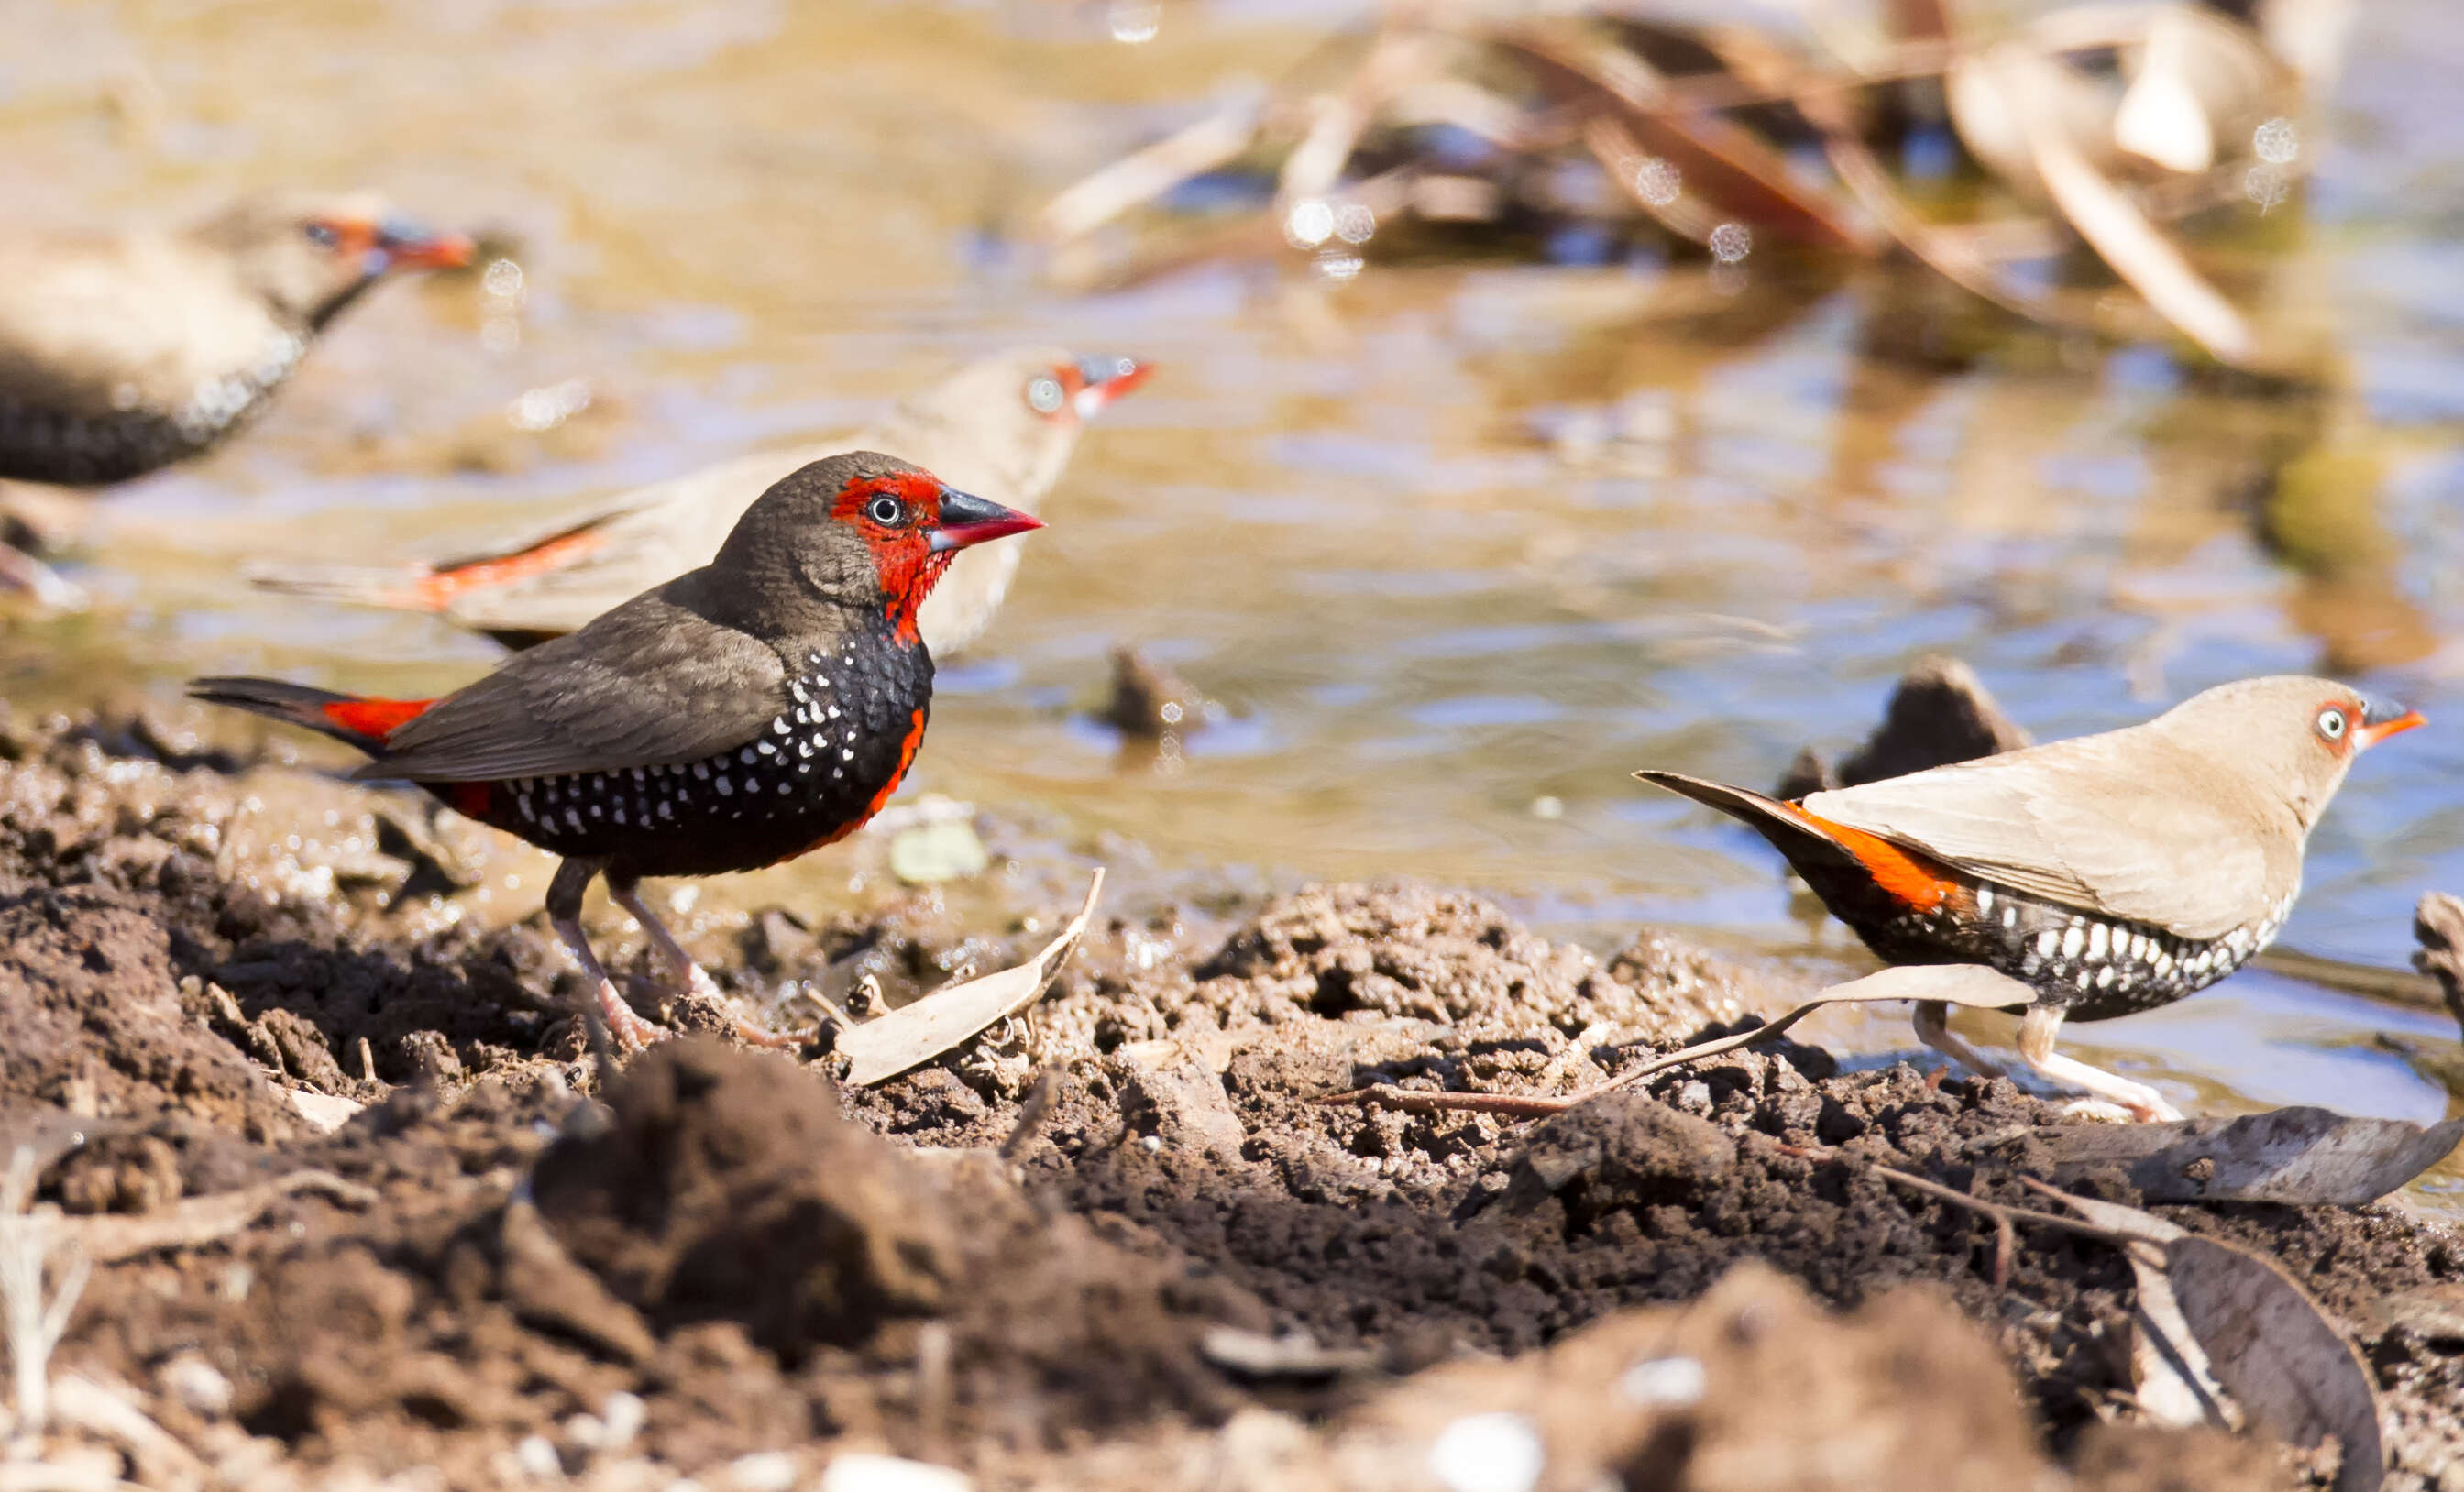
[1802,732,2286,942]
[361,582,788,782]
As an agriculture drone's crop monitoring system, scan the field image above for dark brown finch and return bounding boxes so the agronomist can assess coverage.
[193,452,1042,1051]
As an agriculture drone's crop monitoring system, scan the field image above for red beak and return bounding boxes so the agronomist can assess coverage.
[2354,708,2425,750]
[1071,356,1153,418]
[929,488,1045,553]
[376,218,477,272]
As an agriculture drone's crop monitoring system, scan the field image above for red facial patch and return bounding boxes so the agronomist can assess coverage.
[831,472,956,643]
[309,217,380,258]
[1786,803,1970,914]
[320,696,435,741]
[411,526,607,610]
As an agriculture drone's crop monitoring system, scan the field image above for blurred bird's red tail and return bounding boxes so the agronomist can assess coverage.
[188,677,433,755]
[246,521,609,614]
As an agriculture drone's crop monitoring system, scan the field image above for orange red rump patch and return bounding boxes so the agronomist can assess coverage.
[320,696,435,741]
[413,526,606,609]
[1785,802,1971,913]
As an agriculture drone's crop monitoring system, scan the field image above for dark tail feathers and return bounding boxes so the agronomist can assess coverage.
[189,676,430,756]
[1633,769,1855,861]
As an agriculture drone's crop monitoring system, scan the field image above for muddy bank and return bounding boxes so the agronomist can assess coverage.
[0,708,2457,1491]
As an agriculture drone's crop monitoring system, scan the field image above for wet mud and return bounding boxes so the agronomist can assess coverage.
[0,709,2458,1490]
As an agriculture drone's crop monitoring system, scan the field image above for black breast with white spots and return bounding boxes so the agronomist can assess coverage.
[457,635,934,881]
[0,330,306,485]
[1842,875,2292,1023]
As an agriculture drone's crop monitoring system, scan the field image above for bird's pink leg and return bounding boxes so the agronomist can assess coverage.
[609,881,804,1049]
[2018,1005,2183,1123]
[548,911,670,1053]
[1911,1000,2006,1080]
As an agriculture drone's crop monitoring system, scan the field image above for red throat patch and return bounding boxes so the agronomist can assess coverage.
[832,471,957,643]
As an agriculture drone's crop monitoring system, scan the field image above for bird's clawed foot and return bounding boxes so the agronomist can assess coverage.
[591,977,673,1054]
[610,881,806,1050]
[2018,1005,2184,1123]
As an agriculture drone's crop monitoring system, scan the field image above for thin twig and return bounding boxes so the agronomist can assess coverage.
[1000,1067,1064,1161]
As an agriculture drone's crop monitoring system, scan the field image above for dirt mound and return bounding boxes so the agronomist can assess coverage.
[0,717,2457,1489]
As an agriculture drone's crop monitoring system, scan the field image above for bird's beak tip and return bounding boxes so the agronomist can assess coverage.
[380,228,478,272]
[928,489,1045,552]
[2356,708,2426,749]
[1071,357,1153,418]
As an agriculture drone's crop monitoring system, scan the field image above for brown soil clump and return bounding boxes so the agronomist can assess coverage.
[0,710,2456,1490]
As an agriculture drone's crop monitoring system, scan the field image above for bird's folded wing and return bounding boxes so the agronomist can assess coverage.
[1801,732,2288,942]
[362,586,787,782]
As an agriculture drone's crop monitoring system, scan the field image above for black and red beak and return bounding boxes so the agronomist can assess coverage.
[372,215,478,273]
[929,488,1044,553]
[1070,356,1152,418]
[2355,700,2426,750]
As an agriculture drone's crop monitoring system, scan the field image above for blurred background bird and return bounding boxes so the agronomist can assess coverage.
[0,191,473,600]
[247,346,1147,657]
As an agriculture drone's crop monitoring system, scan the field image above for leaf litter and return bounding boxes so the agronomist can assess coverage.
[1041,0,2340,374]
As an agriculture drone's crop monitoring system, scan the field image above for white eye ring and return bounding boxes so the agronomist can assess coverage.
[867,495,905,526]
[1025,376,1065,415]
[2316,708,2347,741]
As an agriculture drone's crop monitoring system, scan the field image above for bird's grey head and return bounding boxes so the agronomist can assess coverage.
[186,192,474,330]
[2148,675,2421,832]
[708,450,1044,644]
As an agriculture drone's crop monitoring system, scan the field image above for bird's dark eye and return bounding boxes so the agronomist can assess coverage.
[302,222,341,248]
[1024,375,1066,415]
[2316,707,2347,741]
[866,495,907,527]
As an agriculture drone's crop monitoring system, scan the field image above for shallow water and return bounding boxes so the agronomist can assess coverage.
[6,0,2463,1176]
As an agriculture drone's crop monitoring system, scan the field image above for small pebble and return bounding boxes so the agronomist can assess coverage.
[819,1453,974,1492]
[1428,1412,1546,1492]
[159,1353,234,1417]
[723,1452,800,1492]
[1621,1355,1707,1408]
[514,1434,562,1480]
[599,1390,646,1452]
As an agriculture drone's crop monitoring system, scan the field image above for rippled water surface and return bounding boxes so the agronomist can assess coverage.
[6,0,2463,1190]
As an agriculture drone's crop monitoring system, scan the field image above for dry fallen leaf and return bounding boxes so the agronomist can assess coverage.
[2030,1106,2464,1205]
[2032,1180,2386,1491]
[2167,1234,2385,1492]
[838,871,1105,1087]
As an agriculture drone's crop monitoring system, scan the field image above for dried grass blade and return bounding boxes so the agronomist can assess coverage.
[1496,26,1876,253]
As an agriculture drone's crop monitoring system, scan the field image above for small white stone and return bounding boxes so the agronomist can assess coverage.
[1620,1355,1707,1408]
[1429,1412,1546,1492]
[818,1454,973,1492]
[159,1353,234,1417]
[514,1435,562,1480]
[722,1451,801,1492]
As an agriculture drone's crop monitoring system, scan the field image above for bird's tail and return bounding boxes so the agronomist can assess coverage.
[1634,769,1861,862]
[247,520,611,616]
[188,677,434,756]
[243,559,439,611]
